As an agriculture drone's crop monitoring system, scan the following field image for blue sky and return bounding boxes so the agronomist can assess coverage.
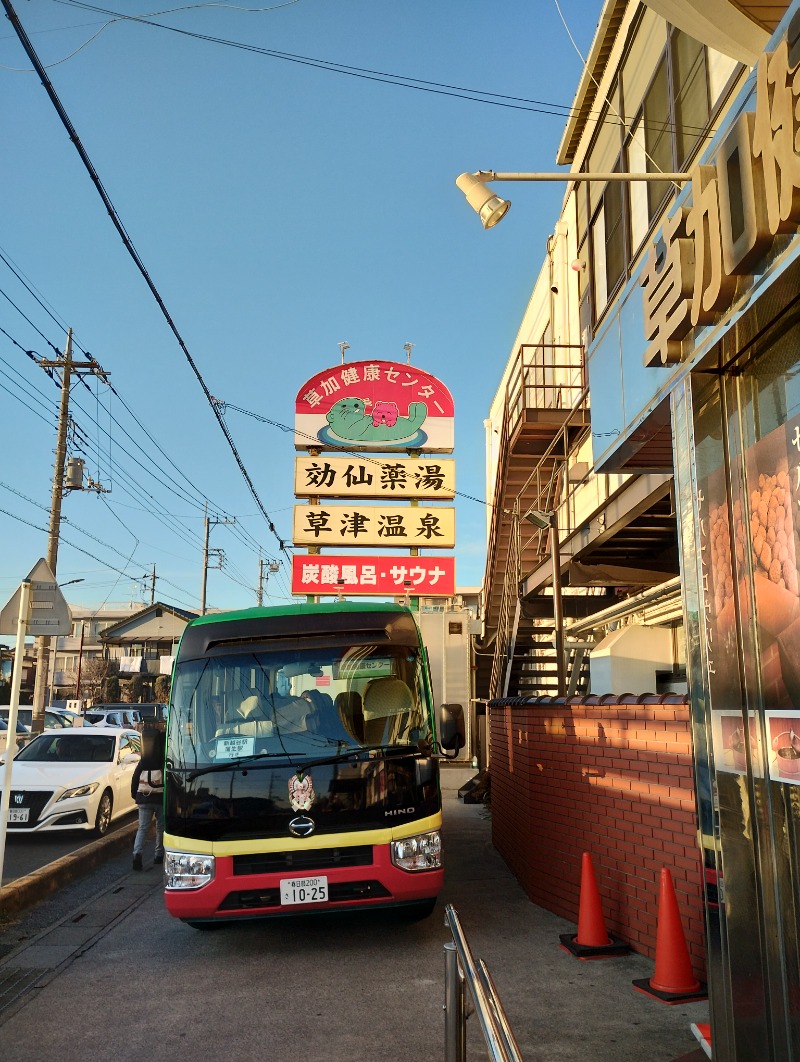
[0,0,597,616]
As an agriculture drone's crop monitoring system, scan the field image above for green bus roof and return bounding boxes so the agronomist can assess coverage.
[189,600,412,628]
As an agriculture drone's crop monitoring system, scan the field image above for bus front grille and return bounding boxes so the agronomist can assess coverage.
[233,845,373,876]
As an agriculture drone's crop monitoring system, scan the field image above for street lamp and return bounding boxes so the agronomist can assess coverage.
[524,509,566,697]
[455,170,691,229]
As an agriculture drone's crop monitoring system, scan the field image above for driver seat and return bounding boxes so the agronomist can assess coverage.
[362,678,413,745]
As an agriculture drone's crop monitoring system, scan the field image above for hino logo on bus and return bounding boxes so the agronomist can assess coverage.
[385,807,415,817]
[289,815,316,838]
[14,794,23,805]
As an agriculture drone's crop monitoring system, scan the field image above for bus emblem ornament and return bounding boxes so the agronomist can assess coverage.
[289,815,316,838]
[289,773,315,811]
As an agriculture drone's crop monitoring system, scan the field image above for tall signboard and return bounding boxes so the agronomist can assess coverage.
[292,359,456,597]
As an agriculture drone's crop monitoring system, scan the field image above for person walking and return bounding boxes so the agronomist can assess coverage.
[131,759,164,871]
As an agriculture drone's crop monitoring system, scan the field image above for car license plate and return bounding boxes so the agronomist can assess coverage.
[279,875,328,905]
[8,808,29,823]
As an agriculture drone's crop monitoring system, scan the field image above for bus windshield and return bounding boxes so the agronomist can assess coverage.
[168,642,430,770]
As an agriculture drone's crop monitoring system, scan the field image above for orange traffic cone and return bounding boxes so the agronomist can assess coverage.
[633,868,707,1003]
[560,852,629,959]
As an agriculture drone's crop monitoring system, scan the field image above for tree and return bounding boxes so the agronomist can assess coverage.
[154,674,171,703]
[67,657,118,705]
[129,674,145,703]
[104,673,121,702]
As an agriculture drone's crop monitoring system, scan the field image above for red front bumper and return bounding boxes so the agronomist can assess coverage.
[165,843,443,922]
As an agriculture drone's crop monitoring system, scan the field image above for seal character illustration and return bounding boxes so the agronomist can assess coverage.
[325,396,428,443]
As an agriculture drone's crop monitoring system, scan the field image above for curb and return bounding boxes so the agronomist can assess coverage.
[0,820,137,918]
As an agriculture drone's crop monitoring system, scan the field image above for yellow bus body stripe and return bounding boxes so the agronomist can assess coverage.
[164,812,443,857]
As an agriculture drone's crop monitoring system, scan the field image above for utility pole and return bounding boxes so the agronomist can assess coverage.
[257,558,265,607]
[201,503,209,615]
[31,330,109,733]
[200,504,235,615]
[148,563,157,605]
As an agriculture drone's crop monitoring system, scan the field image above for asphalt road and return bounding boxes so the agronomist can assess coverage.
[0,769,710,1062]
[0,811,136,885]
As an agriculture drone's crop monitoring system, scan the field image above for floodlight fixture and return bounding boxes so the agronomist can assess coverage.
[456,169,691,230]
[523,509,552,531]
[455,172,510,229]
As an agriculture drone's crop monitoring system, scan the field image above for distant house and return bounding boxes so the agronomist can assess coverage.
[98,602,197,700]
[50,602,143,704]
[49,601,197,705]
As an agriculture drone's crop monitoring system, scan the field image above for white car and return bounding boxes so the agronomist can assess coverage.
[0,716,30,755]
[82,707,142,729]
[0,726,142,835]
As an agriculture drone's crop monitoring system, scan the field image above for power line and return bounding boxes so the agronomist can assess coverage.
[2,317,270,567]
[224,400,492,508]
[0,270,264,553]
[50,0,719,138]
[51,0,582,117]
[2,0,290,555]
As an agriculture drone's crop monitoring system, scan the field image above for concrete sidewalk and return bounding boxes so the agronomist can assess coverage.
[0,765,708,1061]
[438,767,708,1061]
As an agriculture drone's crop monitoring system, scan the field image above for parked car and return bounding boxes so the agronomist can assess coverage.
[82,705,142,729]
[0,716,31,755]
[136,703,169,725]
[0,707,72,731]
[50,707,85,727]
[0,726,141,835]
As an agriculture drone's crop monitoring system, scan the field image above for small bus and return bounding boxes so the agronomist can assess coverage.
[160,601,462,928]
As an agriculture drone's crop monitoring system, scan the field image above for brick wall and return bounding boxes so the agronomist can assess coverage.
[488,694,706,978]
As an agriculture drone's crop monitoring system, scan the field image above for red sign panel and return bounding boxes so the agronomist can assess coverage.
[292,554,455,596]
[294,360,454,453]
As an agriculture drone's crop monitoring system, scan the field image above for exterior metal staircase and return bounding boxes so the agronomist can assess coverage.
[507,627,592,699]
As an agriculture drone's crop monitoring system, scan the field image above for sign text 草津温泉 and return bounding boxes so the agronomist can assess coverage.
[292,505,456,549]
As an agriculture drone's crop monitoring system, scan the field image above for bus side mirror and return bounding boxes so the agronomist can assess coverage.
[438,703,465,759]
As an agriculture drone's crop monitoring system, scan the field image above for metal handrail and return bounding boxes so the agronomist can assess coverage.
[444,904,523,1061]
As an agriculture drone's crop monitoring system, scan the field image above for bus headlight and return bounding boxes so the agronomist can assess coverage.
[164,851,215,889]
[391,830,442,871]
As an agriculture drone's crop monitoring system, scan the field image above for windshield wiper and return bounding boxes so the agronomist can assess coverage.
[179,747,362,781]
[176,742,424,781]
[361,743,424,759]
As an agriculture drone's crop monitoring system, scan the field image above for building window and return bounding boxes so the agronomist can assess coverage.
[672,30,709,167]
[585,23,731,325]
[604,168,626,295]
[642,56,673,217]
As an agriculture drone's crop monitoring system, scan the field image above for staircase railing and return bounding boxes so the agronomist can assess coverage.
[488,509,520,700]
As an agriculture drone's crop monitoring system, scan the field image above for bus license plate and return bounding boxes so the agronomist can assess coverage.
[279,875,329,905]
[8,808,29,823]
